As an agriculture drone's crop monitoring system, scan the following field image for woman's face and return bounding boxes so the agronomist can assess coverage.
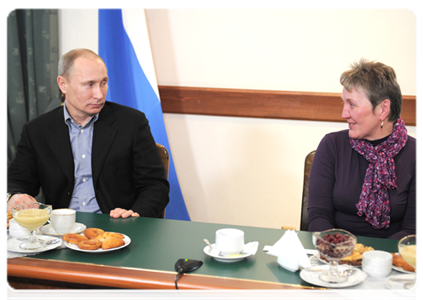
[341,86,383,140]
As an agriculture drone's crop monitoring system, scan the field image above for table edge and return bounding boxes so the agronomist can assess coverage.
[8,257,319,290]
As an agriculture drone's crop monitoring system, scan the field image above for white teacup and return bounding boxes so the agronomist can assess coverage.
[362,250,392,277]
[50,209,76,234]
[9,218,30,238]
[215,228,244,256]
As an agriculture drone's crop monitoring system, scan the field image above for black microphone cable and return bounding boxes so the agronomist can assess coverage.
[174,267,184,290]
[173,258,203,290]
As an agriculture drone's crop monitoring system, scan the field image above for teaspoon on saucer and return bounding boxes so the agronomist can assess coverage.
[204,239,221,256]
[17,237,61,245]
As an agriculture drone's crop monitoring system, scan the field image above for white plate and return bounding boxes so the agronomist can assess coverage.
[300,265,367,288]
[392,265,414,274]
[64,233,131,253]
[315,252,415,273]
[385,274,420,298]
[40,222,86,236]
[203,242,258,263]
[7,236,62,254]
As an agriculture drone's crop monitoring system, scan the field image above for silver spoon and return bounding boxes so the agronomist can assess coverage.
[341,268,356,276]
[203,239,221,256]
[17,237,61,245]
[306,267,356,276]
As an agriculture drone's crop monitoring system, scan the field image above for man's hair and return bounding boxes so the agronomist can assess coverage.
[340,58,402,122]
[58,48,106,79]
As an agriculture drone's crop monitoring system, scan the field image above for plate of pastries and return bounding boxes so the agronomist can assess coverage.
[317,243,375,266]
[63,228,130,253]
[316,243,415,272]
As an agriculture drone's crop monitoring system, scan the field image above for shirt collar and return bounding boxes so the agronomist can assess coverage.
[63,100,99,127]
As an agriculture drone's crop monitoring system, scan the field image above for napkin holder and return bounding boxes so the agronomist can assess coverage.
[267,230,311,272]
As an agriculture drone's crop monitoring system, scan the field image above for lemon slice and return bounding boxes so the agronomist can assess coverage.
[226,254,243,258]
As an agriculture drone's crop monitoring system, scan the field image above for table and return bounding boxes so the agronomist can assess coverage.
[7,212,402,291]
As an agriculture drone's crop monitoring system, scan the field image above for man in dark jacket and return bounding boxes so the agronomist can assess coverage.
[7,48,169,218]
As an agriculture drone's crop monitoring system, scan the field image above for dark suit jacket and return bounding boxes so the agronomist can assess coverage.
[8,102,169,218]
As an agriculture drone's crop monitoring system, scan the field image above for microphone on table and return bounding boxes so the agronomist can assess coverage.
[174,258,203,289]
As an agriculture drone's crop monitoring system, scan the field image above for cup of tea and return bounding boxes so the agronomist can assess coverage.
[50,208,76,234]
[215,228,244,256]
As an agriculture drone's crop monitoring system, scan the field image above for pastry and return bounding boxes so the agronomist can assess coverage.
[320,243,374,266]
[65,228,126,251]
[83,228,105,239]
[78,239,102,250]
[94,232,125,242]
[63,233,88,244]
[391,253,415,272]
[101,237,125,250]
[7,211,13,229]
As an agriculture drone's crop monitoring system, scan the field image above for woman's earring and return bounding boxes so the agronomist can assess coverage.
[380,120,384,129]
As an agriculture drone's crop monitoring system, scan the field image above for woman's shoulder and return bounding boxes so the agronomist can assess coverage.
[403,134,416,153]
[320,129,350,146]
[315,129,352,158]
[407,134,416,145]
[324,129,350,139]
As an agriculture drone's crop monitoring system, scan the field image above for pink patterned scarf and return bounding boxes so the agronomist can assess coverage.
[350,117,408,229]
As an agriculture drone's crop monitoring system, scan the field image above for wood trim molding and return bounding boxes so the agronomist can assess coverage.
[159,85,416,126]
[8,257,313,290]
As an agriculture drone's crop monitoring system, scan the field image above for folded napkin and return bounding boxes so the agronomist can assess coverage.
[267,230,311,272]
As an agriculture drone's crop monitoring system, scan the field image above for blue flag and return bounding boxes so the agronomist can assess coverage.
[98,9,190,221]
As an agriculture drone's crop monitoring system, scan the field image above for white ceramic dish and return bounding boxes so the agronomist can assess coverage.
[203,241,258,263]
[385,274,420,298]
[8,219,30,238]
[63,233,130,253]
[300,265,367,288]
[40,222,86,236]
[7,236,62,254]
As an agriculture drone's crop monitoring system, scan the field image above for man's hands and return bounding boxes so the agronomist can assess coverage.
[7,195,139,219]
[7,194,37,212]
[109,208,140,219]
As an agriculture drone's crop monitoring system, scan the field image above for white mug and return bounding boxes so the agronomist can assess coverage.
[215,228,244,256]
[50,209,76,234]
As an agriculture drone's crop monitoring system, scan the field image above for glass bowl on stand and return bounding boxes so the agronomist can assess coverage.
[11,202,52,250]
[313,229,357,284]
[398,235,416,289]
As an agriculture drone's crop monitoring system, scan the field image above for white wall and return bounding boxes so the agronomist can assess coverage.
[58,9,416,229]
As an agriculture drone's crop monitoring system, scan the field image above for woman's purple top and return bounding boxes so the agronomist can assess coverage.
[308,129,416,239]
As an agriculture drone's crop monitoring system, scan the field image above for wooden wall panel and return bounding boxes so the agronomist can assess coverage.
[159,86,416,126]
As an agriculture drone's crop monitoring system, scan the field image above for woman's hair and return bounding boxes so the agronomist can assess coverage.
[340,59,402,122]
[58,49,106,101]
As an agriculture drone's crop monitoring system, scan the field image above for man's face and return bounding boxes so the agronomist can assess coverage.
[58,56,108,124]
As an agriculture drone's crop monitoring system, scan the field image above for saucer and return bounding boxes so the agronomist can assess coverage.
[203,241,259,263]
[7,236,62,254]
[40,222,86,236]
[385,274,420,298]
[300,265,367,288]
